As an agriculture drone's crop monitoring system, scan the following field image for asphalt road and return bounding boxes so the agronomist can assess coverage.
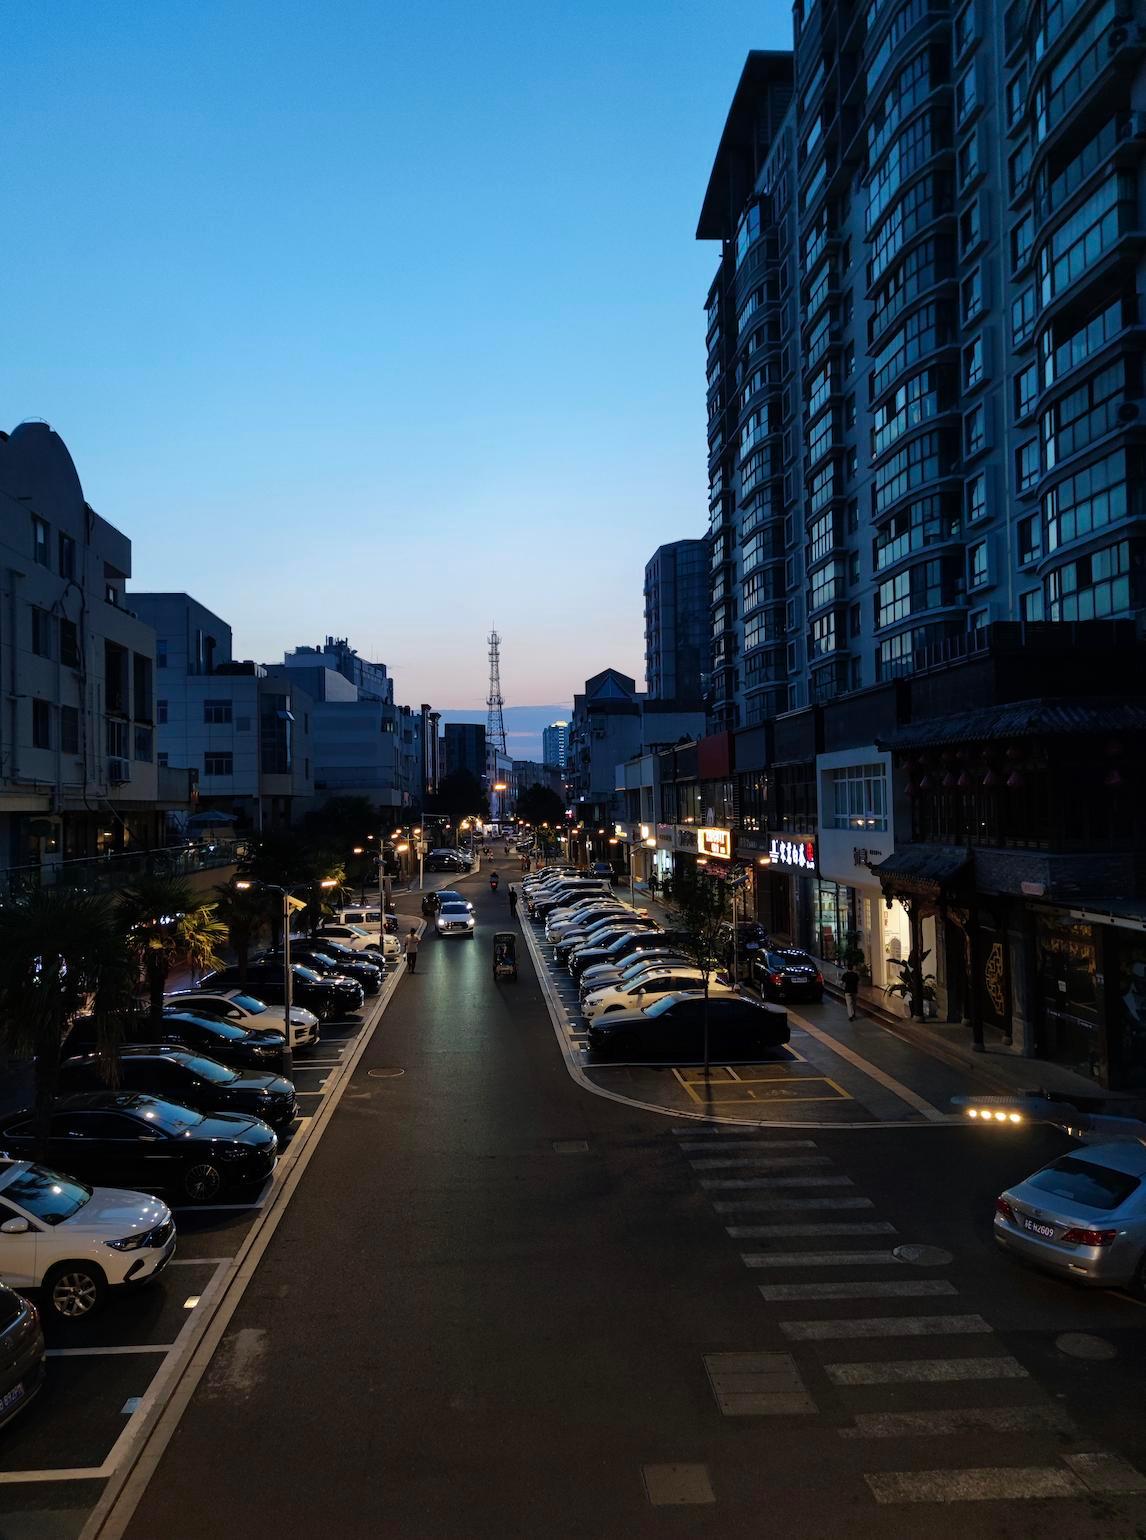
[119,870,1146,1539]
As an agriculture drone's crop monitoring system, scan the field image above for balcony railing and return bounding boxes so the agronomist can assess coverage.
[0,839,249,903]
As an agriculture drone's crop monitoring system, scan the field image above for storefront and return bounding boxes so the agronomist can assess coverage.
[1034,911,1105,1082]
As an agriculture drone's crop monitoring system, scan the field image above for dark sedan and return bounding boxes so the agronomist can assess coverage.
[68,1011,292,1078]
[570,929,679,979]
[555,918,655,963]
[0,1094,278,1204]
[586,992,789,1059]
[59,1048,298,1129]
[259,946,382,996]
[200,962,363,1021]
[753,949,825,1003]
[0,1286,44,1429]
[423,889,472,915]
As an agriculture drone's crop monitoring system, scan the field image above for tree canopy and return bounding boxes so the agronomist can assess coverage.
[426,769,489,820]
[515,783,565,828]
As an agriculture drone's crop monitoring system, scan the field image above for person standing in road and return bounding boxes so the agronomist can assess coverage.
[841,964,860,1020]
[508,885,518,920]
[405,928,421,974]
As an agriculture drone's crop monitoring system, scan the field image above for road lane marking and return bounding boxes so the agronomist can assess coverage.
[677,1140,818,1153]
[700,1176,854,1190]
[47,1345,176,1357]
[1063,1452,1146,1493]
[828,1356,1028,1385]
[743,1249,904,1267]
[788,1014,946,1121]
[715,1197,876,1212]
[728,1222,896,1238]
[761,1280,958,1301]
[689,1155,833,1171]
[840,1407,1074,1439]
[864,1467,1079,1503]
[782,1314,992,1341]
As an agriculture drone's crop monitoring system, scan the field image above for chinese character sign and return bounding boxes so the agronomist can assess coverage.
[768,836,816,870]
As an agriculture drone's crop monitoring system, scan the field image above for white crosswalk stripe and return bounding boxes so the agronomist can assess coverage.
[689,1155,833,1171]
[742,1249,903,1267]
[827,1356,1029,1386]
[727,1222,895,1238]
[781,1313,991,1341]
[677,1140,819,1153]
[700,1175,854,1190]
[840,1407,1074,1439]
[760,1280,957,1300]
[714,1196,875,1212]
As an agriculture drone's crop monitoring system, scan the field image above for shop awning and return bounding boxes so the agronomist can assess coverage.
[871,845,970,899]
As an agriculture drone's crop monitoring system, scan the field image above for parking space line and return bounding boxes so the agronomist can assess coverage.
[0,1466,109,1485]
[168,1258,229,1266]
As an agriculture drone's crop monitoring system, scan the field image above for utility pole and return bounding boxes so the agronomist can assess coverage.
[486,628,507,755]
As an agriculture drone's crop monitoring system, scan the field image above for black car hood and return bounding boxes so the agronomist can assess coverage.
[192,1111,273,1141]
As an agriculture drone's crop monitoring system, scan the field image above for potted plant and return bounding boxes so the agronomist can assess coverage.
[884,950,937,1020]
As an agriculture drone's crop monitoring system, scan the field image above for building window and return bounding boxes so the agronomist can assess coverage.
[31,516,49,567]
[969,540,989,587]
[203,700,233,725]
[30,607,54,659]
[1046,539,1130,621]
[829,763,888,831]
[1019,512,1042,564]
[1021,588,1045,621]
[1014,364,1038,420]
[958,134,980,192]
[157,751,169,768]
[963,336,983,389]
[965,403,986,456]
[954,0,976,56]
[31,699,51,749]
[134,726,153,762]
[955,63,978,126]
[203,752,233,777]
[967,473,987,522]
[59,618,79,668]
[961,268,982,322]
[60,705,79,755]
[105,583,119,607]
[58,532,76,580]
[1012,211,1034,272]
[1016,438,1039,493]
[156,639,168,669]
[1011,285,1035,347]
[156,699,168,724]
[1043,448,1126,552]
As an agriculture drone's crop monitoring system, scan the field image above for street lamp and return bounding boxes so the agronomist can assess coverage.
[235,876,337,1036]
[493,781,508,828]
[352,847,366,905]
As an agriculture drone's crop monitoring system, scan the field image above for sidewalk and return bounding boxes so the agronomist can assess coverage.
[619,878,1111,1107]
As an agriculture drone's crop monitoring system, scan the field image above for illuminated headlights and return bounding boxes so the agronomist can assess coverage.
[106,1233,149,1252]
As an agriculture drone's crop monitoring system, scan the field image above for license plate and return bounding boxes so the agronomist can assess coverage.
[1022,1218,1055,1238]
[0,1383,25,1412]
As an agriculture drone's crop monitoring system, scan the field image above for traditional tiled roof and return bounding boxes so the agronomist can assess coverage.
[879,700,1146,752]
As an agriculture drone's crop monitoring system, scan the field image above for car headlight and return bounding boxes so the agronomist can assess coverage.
[217,1144,251,1160]
[107,1233,150,1252]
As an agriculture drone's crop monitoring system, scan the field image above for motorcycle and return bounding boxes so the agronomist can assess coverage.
[489,873,500,892]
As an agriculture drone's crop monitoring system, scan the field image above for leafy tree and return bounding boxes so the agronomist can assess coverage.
[118,876,228,1025]
[302,796,380,850]
[426,769,489,821]
[665,864,729,1076]
[885,951,937,1019]
[238,831,346,940]
[0,890,137,1149]
[213,880,273,984]
[515,783,565,828]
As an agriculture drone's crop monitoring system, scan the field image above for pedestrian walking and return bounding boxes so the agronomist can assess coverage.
[508,885,518,919]
[405,928,421,974]
[841,964,860,1020]
[647,869,659,898]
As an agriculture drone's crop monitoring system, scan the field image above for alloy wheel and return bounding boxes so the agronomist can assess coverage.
[51,1270,100,1319]
[184,1162,223,1202]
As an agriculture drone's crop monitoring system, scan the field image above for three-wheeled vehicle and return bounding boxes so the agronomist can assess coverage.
[493,931,518,981]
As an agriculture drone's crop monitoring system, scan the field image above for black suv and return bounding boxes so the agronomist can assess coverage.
[753,949,825,1003]
[258,945,382,995]
[200,962,364,1020]
[59,1047,298,1128]
[67,1010,292,1077]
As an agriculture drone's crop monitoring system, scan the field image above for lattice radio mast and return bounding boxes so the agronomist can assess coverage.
[486,628,508,755]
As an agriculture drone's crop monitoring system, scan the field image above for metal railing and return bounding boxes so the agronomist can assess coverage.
[0,839,249,902]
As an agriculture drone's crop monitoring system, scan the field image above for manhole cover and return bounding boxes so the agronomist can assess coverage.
[367,1068,405,1079]
[553,1139,589,1153]
[1056,1332,1116,1361]
[893,1244,954,1267]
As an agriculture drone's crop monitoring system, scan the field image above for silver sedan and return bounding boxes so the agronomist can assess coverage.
[993,1140,1146,1295]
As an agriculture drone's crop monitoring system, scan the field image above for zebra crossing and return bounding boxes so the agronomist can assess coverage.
[673,1124,1146,1510]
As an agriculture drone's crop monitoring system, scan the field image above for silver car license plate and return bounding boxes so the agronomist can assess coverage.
[1023,1217,1055,1238]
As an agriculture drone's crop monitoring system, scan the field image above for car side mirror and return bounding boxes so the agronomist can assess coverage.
[0,1218,29,1235]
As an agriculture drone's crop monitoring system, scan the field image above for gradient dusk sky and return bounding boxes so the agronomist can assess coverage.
[2,0,780,709]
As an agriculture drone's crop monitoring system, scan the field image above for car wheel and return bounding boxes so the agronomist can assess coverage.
[44,1261,107,1321]
[182,1161,225,1203]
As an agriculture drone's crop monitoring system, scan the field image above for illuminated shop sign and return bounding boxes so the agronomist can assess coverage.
[769,836,817,870]
[697,827,731,860]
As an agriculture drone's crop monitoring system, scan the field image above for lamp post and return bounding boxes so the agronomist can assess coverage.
[235,876,337,1035]
[493,781,508,830]
[352,846,366,905]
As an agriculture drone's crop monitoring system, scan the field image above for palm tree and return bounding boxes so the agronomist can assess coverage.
[117,875,227,1026]
[0,889,137,1145]
[212,880,272,984]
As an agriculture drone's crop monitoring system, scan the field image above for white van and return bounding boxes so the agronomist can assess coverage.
[336,906,399,937]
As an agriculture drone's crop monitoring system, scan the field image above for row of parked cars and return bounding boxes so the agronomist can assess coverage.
[0,912,397,1396]
[524,868,790,1058]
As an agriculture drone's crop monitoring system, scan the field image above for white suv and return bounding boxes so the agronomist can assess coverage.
[313,923,401,962]
[164,988,320,1050]
[0,1161,175,1321]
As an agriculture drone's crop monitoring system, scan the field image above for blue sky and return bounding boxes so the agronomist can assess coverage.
[2,0,778,708]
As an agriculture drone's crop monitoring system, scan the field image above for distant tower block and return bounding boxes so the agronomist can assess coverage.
[486,628,507,755]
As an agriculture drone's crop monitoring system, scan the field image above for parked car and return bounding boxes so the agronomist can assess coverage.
[582,968,735,1020]
[569,929,676,978]
[545,902,632,941]
[164,988,320,1051]
[335,907,400,938]
[200,962,363,1022]
[260,945,383,996]
[425,851,470,872]
[586,993,789,1059]
[0,1094,278,1205]
[557,918,657,963]
[0,1283,44,1419]
[59,1047,298,1129]
[69,1009,293,1078]
[717,920,771,968]
[436,901,476,937]
[530,884,612,921]
[753,948,825,1003]
[0,1158,174,1322]
[588,861,616,882]
[311,922,390,958]
[578,950,693,999]
[994,1143,1146,1294]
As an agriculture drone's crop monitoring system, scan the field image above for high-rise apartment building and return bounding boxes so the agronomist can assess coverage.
[644,539,710,703]
[443,722,486,782]
[542,720,568,770]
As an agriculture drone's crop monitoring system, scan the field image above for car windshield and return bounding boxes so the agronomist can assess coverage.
[441,904,470,915]
[177,1056,240,1085]
[185,1017,247,1041]
[129,1098,206,1135]
[292,965,323,984]
[780,951,815,967]
[1025,1155,1140,1212]
[644,995,687,1018]
[3,1164,92,1225]
[230,995,267,1014]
